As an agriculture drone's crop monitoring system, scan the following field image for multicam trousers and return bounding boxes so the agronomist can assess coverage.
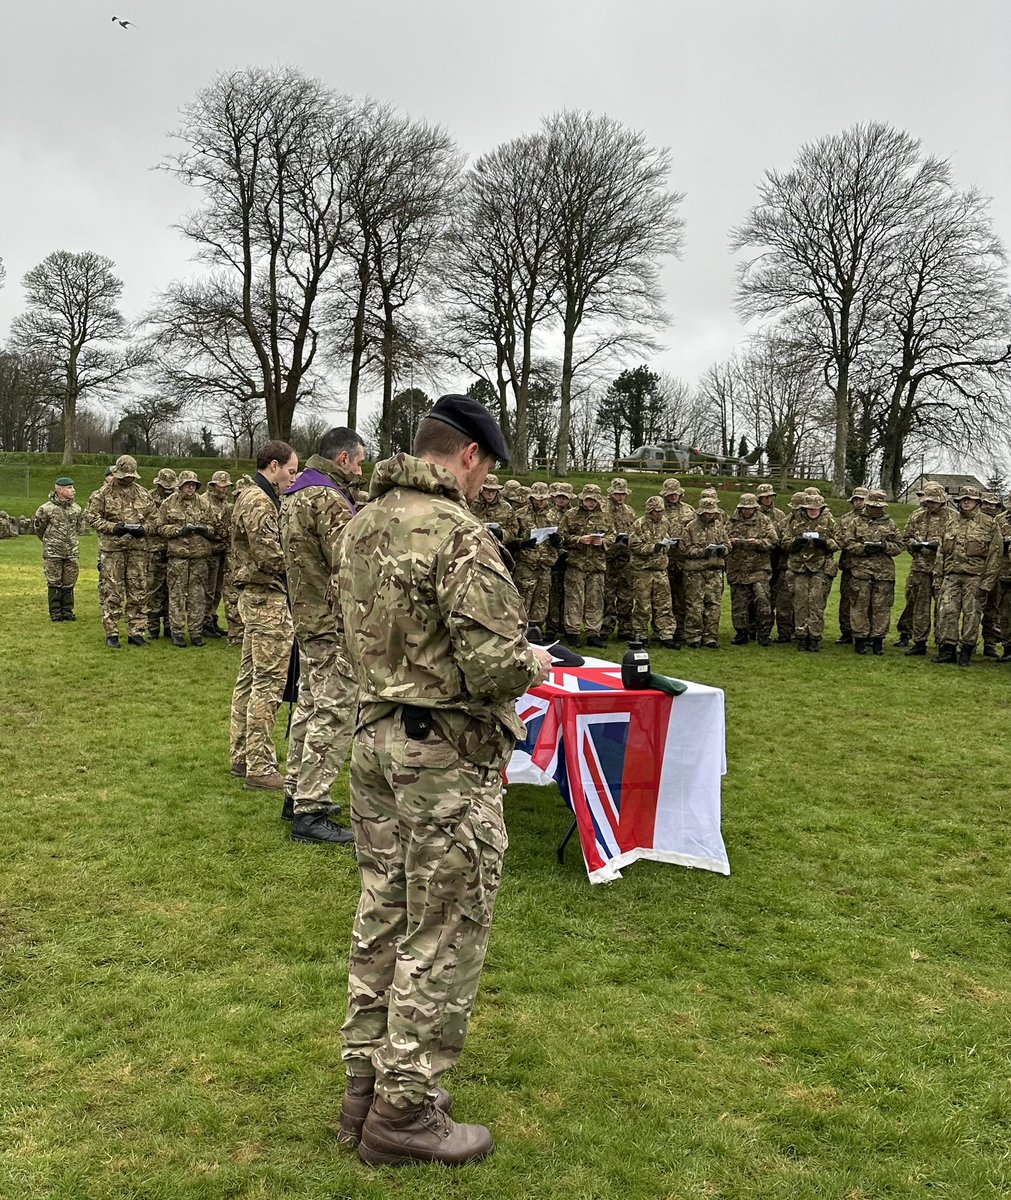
[102,548,149,637]
[514,563,552,629]
[683,570,725,646]
[564,567,606,637]
[223,560,243,644]
[603,554,634,636]
[167,557,209,640]
[341,712,505,1107]
[788,570,831,638]
[837,569,854,638]
[731,579,772,639]
[936,574,986,647]
[900,570,938,645]
[284,635,357,814]
[633,568,675,640]
[43,557,79,588]
[848,576,895,639]
[145,550,169,634]
[205,551,227,629]
[229,588,293,777]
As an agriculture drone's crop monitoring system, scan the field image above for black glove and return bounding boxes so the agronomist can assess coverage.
[178,525,194,536]
[616,533,630,545]
[792,536,807,551]
[520,537,537,550]
[112,524,128,536]
[654,542,664,553]
[815,536,830,551]
[863,542,882,556]
[490,525,504,543]
[715,543,727,556]
[548,531,563,548]
[129,525,146,538]
[190,524,207,537]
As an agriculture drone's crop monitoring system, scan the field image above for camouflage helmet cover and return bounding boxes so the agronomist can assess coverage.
[609,477,630,494]
[697,496,720,513]
[481,473,503,491]
[661,477,684,495]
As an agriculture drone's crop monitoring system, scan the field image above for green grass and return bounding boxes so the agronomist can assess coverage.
[2,533,1008,1199]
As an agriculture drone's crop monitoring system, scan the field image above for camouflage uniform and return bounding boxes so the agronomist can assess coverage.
[546,483,574,636]
[157,471,223,642]
[228,473,294,778]
[500,479,532,559]
[0,511,15,539]
[470,475,518,554]
[835,488,869,642]
[630,496,675,643]
[334,451,541,1109]
[512,482,559,629]
[280,454,359,815]
[603,479,635,639]
[993,506,1011,657]
[755,485,791,640]
[935,487,1003,660]
[899,488,950,651]
[839,491,903,647]
[725,496,777,644]
[145,468,178,637]
[679,497,728,647]
[225,475,254,644]
[560,484,614,644]
[86,455,155,639]
[34,487,88,619]
[87,472,114,612]
[204,470,233,635]
[782,492,839,648]
[661,479,695,645]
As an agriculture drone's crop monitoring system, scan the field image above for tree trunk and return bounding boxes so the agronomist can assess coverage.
[380,305,395,458]
[346,252,371,432]
[61,368,76,466]
[554,322,575,476]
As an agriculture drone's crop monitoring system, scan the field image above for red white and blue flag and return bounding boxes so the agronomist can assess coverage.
[507,663,729,884]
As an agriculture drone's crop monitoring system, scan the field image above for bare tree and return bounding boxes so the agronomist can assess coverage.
[0,349,58,451]
[567,385,606,470]
[9,250,143,465]
[118,393,188,454]
[655,374,709,447]
[696,358,743,457]
[733,122,951,495]
[542,111,685,475]
[161,66,359,439]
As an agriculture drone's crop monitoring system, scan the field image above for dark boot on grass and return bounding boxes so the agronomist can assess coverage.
[281,793,294,821]
[47,586,63,621]
[585,633,607,648]
[190,635,205,647]
[1000,645,1011,662]
[808,637,821,652]
[776,632,793,643]
[358,1096,493,1167]
[871,637,884,656]
[894,633,910,647]
[957,644,974,668]
[127,634,147,647]
[171,632,187,648]
[731,631,749,645]
[244,771,285,792]
[339,1077,453,1147]
[290,812,355,845]
[935,642,957,664]
[61,588,76,620]
[982,642,1000,659]
[905,641,927,656]
[757,634,771,647]
[837,632,852,644]
[105,634,120,649]
[796,635,809,651]
[854,637,868,655]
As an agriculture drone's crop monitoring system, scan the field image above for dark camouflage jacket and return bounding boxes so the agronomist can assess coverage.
[840,512,903,580]
[335,453,541,769]
[34,493,87,558]
[680,513,730,573]
[205,491,232,556]
[783,510,839,576]
[157,491,223,559]
[281,454,358,641]
[87,480,156,552]
[471,494,520,548]
[560,504,614,572]
[938,508,1003,588]
[605,498,635,565]
[725,510,777,584]
[904,505,951,576]
[630,512,674,572]
[229,474,287,594]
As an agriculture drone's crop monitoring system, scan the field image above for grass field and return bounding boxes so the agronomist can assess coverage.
[2,517,1008,1198]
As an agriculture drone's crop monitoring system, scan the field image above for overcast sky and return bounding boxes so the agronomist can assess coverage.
[1,0,1009,425]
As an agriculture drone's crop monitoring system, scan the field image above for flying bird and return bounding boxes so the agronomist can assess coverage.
[111,16,133,28]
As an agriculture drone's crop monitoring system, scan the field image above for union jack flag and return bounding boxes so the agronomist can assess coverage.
[507,665,729,883]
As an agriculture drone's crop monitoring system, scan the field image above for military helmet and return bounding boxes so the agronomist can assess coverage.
[177,469,200,487]
[645,495,665,513]
[954,484,982,502]
[210,469,232,487]
[482,474,503,491]
[154,467,178,490]
[579,483,604,501]
[112,454,140,480]
[849,486,870,502]
[755,482,776,497]
[864,489,888,507]
[529,481,551,500]
[737,492,758,509]
[697,496,720,513]
[661,477,684,495]
[609,477,630,494]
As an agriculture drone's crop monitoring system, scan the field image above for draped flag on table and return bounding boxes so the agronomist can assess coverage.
[506,663,729,884]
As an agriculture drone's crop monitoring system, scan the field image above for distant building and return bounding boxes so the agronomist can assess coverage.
[901,472,987,502]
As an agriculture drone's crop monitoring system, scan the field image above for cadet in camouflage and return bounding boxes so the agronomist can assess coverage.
[34,477,88,620]
[679,496,728,648]
[935,485,1003,665]
[782,491,839,651]
[145,467,178,638]
[279,428,364,845]
[661,478,695,646]
[629,495,676,644]
[157,470,223,646]
[512,481,559,628]
[470,474,519,554]
[560,483,614,647]
[545,482,574,636]
[333,396,550,1167]
[839,489,903,653]
[87,455,155,647]
[898,484,950,654]
[725,493,777,646]
[203,469,232,636]
[603,478,635,639]
[835,487,868,643]
[757,483,792,641]
[228,443,298,787]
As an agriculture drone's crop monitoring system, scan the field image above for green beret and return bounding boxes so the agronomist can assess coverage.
[55,476,74,486]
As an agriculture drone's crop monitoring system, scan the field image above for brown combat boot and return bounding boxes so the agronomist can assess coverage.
[244,771,285,791]
[357,1096,493,1167]
[338,1077,454,1147]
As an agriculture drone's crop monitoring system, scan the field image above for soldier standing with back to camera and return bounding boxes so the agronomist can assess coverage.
[333,395,551,1167]
[228,442,298,789]
[279,427,364,846]
[87,454,155,649]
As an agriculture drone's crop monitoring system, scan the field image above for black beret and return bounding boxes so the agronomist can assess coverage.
[426,394,511,465]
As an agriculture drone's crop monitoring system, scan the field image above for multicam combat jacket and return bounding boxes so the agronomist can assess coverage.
[630,512,674,572]
[334,453,541,769]
[34,493,87,558]
[471,494,519,547]
[229,474,288,594]
[725,510,778,584]
[605,498,635,566]
[904,505,951,576]
[840,512,903,580]
[560,504,614,572]
[938,508,1003,588]
[782,510,839,576]
[281,454,358,641]
[157,491,223,559]
[87,480,156,552]
[204,490,232,555]
[680,513,730,573]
